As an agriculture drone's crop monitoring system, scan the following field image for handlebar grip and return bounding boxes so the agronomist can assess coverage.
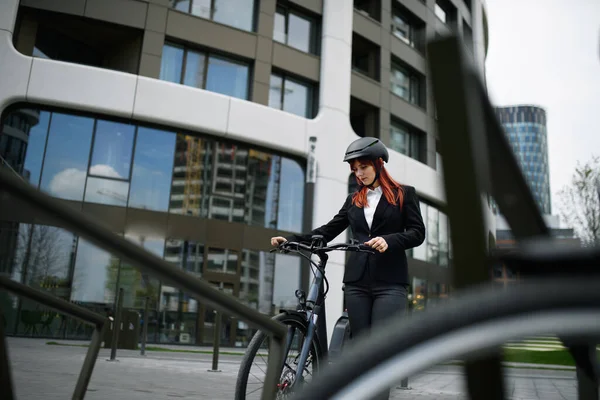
[358,244,373,252]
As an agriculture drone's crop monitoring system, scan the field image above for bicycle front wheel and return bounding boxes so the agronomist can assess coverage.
[235,311,323,400]
[291,277,600,400]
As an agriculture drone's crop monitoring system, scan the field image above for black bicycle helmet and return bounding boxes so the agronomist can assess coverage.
[343,137,389,163]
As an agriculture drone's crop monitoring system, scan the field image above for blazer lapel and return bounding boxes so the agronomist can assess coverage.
[371,195,391,233]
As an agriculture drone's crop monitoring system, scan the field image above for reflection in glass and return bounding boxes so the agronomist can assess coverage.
[272,253,301,309]
[208,143,248,222]
[247,150,277,228]
[84,177,129,206]
[89,120,135,179]
[439,214,449,267]
[411,277,427,311]
[191,0,211,18]
[164,239,204,276]
[278,158,304,232]
[288,13,311,53]
[426,206,439,264]
[71,238,116,304]
[40,113,94,201]
[268,75,283,110]
[183,51,206,88]
[213,0,255,32]
[390,124,408,155]
[169,134,213,217]
[207,248,238,275]
[172,0,191,12]
[269,74,313,118]
[129,127,176,212]
[159,44,184,84]
[206,56,249,100]
[0,109,48,185]
[117,235,163,309]
[11,225,76,289]
[412,202,427,261]
[283,78,310,117]
[273,10,286,43]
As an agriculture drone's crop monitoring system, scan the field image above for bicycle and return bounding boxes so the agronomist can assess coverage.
[234,235,375,399]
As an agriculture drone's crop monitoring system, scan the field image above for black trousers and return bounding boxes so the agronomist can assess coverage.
[344,282,408,400]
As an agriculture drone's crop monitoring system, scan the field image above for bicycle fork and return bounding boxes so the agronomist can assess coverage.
[289,305,320,390]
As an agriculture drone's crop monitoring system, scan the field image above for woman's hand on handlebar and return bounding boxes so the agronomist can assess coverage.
[365,236,388,253]
[270,236,287,247]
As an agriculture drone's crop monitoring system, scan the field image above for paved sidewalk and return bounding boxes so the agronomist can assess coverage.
[6,338,579,399]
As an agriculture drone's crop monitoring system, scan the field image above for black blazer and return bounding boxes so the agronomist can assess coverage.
[286,185,426,285]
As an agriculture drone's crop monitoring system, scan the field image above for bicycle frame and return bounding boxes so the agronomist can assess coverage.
[273,238,373,391]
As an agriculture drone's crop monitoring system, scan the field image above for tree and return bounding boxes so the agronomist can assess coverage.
[557,156,600,246]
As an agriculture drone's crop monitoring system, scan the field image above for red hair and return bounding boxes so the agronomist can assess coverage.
[350,158,405,209]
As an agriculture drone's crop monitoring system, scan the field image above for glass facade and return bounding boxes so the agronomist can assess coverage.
[495,106,551,214]
[170,0,256,32]
[0,106,306,346]
[410,202,452,267]
[160,43,251,100]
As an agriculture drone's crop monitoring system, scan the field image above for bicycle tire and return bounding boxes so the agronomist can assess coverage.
[235,311,324,400]
[291,276,600,400]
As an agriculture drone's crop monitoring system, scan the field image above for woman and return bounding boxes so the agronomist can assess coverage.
[270,137,426,397]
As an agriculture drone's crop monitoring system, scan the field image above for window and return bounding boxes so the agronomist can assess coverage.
[435,0,457,28]
[390,62,422,107]
[160,43,251,100]
[128,127,177,212]
[84,120,136,207]
[411,202,451,267]
[170,0,256,32]
[354,0,381,22]
[391,7,424,51]
[389,121,421,161]
[434,3,447,22]
[269,74,315,118]
[2,107,305,232]
[39,113,95,202]
[274,5,317,54]
[352,33,380,81]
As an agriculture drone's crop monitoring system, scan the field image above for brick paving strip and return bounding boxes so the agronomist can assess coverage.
[7,338,578,400]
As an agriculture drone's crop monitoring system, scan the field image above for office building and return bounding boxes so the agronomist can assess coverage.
[495,105,551,215]
[0,0,492,346]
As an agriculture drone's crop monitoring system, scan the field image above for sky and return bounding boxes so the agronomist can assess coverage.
[484,0,600,218]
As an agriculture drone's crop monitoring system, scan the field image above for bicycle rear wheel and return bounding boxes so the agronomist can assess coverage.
[235,311,323,400]
[291,277,600,400]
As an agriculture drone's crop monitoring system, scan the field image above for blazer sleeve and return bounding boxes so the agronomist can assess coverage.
[285,194,352,244]
[381,186,426,251]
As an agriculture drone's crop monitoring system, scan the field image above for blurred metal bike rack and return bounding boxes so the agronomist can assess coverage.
[0,167,288,400]
[428,35,600,400]
[0,276,108,400]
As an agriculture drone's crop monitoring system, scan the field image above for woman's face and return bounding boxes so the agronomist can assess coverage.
[350,159,376,186]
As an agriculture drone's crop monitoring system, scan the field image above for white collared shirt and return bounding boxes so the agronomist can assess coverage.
[364,186,383,229]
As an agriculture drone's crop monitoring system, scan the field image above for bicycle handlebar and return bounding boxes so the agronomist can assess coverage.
[270,240,376,255]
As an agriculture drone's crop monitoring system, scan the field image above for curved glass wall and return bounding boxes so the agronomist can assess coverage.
[0,106,306,347]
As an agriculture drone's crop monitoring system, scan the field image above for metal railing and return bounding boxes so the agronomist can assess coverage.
[0,167,288,400]
[0,276,107,400]
[428,35,599,399]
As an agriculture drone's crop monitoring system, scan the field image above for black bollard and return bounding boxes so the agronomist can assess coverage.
[108,288,124,362]
[208,309,222,373]
[140,296,149,356]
